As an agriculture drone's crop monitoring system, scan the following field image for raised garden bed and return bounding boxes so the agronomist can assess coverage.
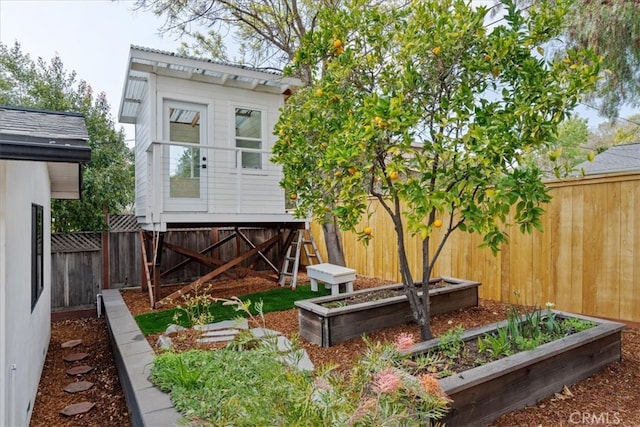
[408,310,625,426]
[295,276,480,347]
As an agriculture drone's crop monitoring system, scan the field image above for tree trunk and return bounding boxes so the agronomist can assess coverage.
[389,211,431,340]
[420,236,433,340]
[321,214,346,266]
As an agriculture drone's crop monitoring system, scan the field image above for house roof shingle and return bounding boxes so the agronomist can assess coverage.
[0,105,91,199]
[574,142,640,175]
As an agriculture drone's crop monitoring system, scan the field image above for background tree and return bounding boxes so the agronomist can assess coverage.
[272,0,600,339]
[523,117,591,177]
[135,0,352,265]
[0,42,134,232]
[506,0,640,117]
[588,113,640,152]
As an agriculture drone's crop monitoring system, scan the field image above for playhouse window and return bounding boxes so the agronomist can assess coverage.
[235,108,262,169]
[168,106,202,198]
[31,203,44,311]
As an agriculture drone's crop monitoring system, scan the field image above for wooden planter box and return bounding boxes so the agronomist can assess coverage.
[408,311,625,426]
[295,276,480,347]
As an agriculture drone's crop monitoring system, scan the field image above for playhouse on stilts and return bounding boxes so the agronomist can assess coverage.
[118,46,321,307]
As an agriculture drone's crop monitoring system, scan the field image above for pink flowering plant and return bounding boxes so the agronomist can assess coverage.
[313,333,451,425]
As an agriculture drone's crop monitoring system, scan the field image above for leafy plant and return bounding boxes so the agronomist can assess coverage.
[438,326,465,360]
[478,300,594,358]
[560,317,596,334]
[478,327,512,360]
[166,281,215,327]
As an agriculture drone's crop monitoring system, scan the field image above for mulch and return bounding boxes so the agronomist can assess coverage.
[30,275,640,426]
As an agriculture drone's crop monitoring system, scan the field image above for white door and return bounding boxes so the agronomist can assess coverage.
[163,101,208,212]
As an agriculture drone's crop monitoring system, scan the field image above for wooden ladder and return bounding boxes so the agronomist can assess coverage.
[279,229,323,289]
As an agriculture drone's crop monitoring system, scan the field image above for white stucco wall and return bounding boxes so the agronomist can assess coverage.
[0,159,52,427]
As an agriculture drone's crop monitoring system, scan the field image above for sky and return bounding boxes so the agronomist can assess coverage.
[0,0,637,143]
[0,0,182,142]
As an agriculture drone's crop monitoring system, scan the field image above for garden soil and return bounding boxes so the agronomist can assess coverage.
[31,276,640,426]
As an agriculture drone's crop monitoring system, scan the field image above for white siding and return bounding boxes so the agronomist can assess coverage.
[135,74,298,228]
[0,160,51,427]
[135,81,151,220]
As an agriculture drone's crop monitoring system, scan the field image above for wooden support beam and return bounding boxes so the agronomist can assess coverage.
[237,229,279,273]
[161,233,236,274]
[161,240,236,280]
[159,233,283,303]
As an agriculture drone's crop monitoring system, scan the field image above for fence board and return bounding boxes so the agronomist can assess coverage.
[311,172,640,323]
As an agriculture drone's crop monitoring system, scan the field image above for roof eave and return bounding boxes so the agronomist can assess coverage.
[0,139,91,163]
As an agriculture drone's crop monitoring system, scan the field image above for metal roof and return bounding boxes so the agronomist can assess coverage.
[119,46,302,124]
[574,142,640,175]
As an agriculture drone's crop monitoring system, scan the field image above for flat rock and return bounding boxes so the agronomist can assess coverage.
[165,324,186,334]
[66,365,94,376]
[195,319,249,331]
[61,339,82,349]
[201,329,241,338]
[156,335,173,350]
[197,335,237,344]
[63,381,94,393]
[59,401,95,416]
[64,352,89,362]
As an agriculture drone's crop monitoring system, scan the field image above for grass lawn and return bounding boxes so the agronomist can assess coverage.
[135,284,330,335]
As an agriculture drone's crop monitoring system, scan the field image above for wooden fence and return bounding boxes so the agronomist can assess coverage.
[51,232,103,310]
[51,219,286,311]
[311,172,640,324]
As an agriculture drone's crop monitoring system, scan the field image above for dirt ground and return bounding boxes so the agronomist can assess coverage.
[32,275,640,426]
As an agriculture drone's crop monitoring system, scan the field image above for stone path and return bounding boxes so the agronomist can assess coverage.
[157,319,314,372]
[59,339,95,417]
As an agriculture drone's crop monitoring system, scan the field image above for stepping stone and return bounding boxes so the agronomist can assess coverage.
[201,329,242,338]
[63,381,94,393]
[61,339,82,349]
[64,352,89,362]
[195,319,249,331]
[197,335,237,344]
[66,365,94,376]
[59,401,95,416]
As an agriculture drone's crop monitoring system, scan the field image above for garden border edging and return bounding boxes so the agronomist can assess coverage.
[102,289,181,427]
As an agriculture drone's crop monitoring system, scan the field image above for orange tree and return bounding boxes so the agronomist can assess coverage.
[272,0,600,340]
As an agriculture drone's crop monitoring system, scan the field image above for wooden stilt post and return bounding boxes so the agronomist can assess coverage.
[139,230,154,307]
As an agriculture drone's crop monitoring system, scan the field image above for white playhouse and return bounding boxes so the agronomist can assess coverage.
[118,46,316,306]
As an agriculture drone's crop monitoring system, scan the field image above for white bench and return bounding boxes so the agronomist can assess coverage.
[306,263,356,296]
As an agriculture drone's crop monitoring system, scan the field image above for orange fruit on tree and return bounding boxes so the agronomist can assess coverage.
[433,219,443,228]
[333,39,343,49]
[363,226,372,235]
[290,193,298,200]
[389,171,399,180]
[348,167,357,175]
